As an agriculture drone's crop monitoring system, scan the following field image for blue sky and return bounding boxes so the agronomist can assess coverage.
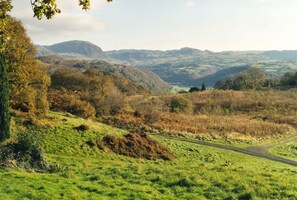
[11,0,297,51]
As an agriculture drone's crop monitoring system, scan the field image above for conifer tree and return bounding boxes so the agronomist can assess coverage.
[0,0,13,141]
[0,52,10,141]
[201,83,206,91]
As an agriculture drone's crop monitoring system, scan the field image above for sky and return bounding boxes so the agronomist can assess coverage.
[10,0,297,51]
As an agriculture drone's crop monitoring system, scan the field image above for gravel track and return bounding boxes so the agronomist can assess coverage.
[153,134,297,167]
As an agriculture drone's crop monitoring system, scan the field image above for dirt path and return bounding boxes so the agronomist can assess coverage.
[153,134,297,167]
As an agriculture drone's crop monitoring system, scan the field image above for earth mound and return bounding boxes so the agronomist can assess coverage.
[102,132,174,161]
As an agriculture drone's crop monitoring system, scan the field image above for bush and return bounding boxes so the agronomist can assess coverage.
[75,124,90,131]
[169,96,193,114]
[0,129,48,170]
[48,90,96,119]
[91,89,126,116]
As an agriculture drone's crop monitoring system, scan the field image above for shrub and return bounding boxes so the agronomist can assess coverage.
[91,89,126,116]
[75,124,90,131]
[144,110,161,124]
[169,96,193,114]
[0,129,48,170]
[48,90,96,119]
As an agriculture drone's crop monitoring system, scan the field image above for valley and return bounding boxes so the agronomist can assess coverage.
[1,13,297,200]
[38,40,297,88]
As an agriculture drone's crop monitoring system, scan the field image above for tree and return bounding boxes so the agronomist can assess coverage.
[280,72,297,87]
[0,0,112,142]
[0,52,10,141]
[189,87,200,93]
[0,0,13,142]
[31,0,112,19]
[201,83,206,91]
[214,80,224,90]
[6,17,50,116]
[215,68,267,91]
[239,68,266,90]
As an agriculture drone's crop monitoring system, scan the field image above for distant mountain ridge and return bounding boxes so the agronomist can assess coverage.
[41,40,107,59]
[37,40,297,87]
[261,50,297,60]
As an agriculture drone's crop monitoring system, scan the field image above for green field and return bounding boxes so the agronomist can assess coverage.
[1,112,297,199]
[270,141,297,162]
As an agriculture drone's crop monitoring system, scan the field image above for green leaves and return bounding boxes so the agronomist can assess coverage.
[0,52,10,142]
[0,0,13,18]
[79,0,91,10]
[31,0,61,20]
[31,0,113,20]
[0,0,13,51]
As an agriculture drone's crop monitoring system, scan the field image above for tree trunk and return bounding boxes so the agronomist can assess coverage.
[0,51,10,141]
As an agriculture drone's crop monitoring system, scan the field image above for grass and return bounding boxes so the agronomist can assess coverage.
[152,113,294,142]
[104,112,295,145]
[188,90,297,115]
[0,112,297,199]
[270,141,297,162]
[121,90,297,145]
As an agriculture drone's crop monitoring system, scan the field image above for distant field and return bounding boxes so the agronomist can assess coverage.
[1,112,297,199]
[252,61,297,78]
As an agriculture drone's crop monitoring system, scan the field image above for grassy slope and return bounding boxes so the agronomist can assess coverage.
[1,112,297,199]
[270,141,297,162]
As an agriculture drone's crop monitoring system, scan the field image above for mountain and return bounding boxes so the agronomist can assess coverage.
[262,50,297,61]
[43,40,107,59]
[37,41,297,88]
[106,49,268,86]
[38,55,170,93]
[36,45,56,57]
[107,48,297,86]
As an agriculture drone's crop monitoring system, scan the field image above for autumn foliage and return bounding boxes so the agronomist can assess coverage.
[6,17,50,117]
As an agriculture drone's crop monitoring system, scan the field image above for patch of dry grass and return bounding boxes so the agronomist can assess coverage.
[114,90,297,142]
[188,90,297,116]
[151,113,294,141]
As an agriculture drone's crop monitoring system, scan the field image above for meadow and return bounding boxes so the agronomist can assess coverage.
[270,141,297,162]
[2,6,297,200]
[103,90,297,145]
[0,112,296,199]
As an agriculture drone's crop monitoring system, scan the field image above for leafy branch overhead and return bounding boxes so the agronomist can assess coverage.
[30,0,113,20]
[0,0,12,50]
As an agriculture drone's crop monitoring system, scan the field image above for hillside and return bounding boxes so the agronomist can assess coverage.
[36,45,56,57]
[38,55,170,93]
[38,41,297,87]
[107,49,297,87]
[1,112,297,199]
[262,50,297,60]
[43,40,107,60]
[191,65,251,87]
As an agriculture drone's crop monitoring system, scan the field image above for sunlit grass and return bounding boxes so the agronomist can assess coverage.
[270,141,297,162]
[0,112,297,199]
[152,113,294,142]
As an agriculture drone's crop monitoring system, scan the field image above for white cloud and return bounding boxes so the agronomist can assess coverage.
[185,0,194,7]
[10,0,106,44]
